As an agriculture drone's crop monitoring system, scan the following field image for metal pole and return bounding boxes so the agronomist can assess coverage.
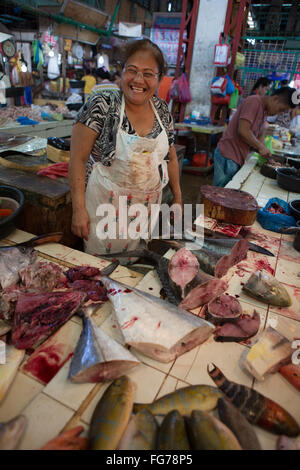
[107,0,121,39]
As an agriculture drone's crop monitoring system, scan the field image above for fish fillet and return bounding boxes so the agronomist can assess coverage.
[102,276,214,363]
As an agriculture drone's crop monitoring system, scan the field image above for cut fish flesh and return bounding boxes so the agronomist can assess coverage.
[102,276,215,363]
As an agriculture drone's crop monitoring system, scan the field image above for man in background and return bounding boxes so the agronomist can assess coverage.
[213,86,297,187]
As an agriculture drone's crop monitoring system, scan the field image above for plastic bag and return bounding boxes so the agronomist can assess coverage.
[229,88,239,109]
[169,73,191,104]
[225,75,235,95]
[211,76,228,96]
[214,35,230,66]
[257,198,296,233]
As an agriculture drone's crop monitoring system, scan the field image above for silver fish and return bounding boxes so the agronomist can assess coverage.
[69,306,140,383]
[0,415,27,450]
[101,276,215,363]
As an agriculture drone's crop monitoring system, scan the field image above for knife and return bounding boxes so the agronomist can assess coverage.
[184,226,275,257]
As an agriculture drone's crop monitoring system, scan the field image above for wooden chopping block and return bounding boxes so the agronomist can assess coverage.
[200,185,259,226]
[47,144,70,163]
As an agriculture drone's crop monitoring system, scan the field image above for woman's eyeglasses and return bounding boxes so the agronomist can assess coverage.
[124,66,159,81]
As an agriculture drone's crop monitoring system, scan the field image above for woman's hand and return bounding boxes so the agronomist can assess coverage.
[71,208,90,241]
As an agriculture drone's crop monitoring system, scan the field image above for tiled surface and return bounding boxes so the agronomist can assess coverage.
[1,161,300,453]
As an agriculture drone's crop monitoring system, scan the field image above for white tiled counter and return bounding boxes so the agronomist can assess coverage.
[0,206,299,450]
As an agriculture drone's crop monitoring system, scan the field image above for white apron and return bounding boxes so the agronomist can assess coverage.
[84,95,169,260]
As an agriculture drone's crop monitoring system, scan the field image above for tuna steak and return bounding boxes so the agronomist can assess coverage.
[179,271,228,311]
[243,270,292,307]
[215,310,260,343]
[11,290,86,350]
[168,248,199,298]
[69,307,140,383]
[101,276,215,363]
[206,294,242,324]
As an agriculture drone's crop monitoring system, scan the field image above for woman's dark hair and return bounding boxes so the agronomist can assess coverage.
[96,67,110,80]
[271,86,297,108]
[252,77,271,92]
[122,39,167,79]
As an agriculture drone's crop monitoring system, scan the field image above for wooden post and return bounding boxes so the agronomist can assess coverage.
[60,37,66,98]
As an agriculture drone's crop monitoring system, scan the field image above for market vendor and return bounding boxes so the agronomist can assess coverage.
[213,86,297,187]
[69,39,182,259]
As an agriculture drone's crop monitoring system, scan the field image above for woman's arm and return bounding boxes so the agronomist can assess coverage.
[167,145,182,208]
[69,122,98,240]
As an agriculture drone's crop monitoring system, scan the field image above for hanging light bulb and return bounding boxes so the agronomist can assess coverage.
[20,53,27,72]
[98,54,104,67]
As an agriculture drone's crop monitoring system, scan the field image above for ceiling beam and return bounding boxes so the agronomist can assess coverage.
[285,0,298,32]
[265,0,284,32]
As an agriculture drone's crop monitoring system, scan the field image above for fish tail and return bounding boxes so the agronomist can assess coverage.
[207,363,229,391]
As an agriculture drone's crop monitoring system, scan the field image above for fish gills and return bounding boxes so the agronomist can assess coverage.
[0,415,27,450]
[243,270,291,307]
[187,410,242,450]
[218,398,261,450]
[157,410,190,450]
[117,410,158,450]
[88,375,134,450]
[208,363,300,437]
[133,385,223,416]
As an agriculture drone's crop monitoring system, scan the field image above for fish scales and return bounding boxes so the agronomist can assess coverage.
[88,376,134,450]
[218,398,261,450]
[157,410,190,450]
[208,364,300,436]
[133,385,223,416]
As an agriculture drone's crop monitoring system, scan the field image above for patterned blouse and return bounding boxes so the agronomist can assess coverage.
[75,90,175,183]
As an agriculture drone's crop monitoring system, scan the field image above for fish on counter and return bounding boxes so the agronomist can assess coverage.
[166,236,249,278]
[0,415,27,450]
[19,261,66,292]
[206,294,242,324]
[168,247,228,310]
[187,410,242,450]
[103,246,182,305]
[277,435,300,450]
[157,410,190,450]
[168,248,199,298]
[69,306,140,383]
[243,270,292,307]
[184,237,249,279]
[117,410,158,450]
[243,327,293,381]
[214,310,260,343]
[0,345,25,403]
[218,398,261,450]
[208,363,300,437]
[133,385,223,416]
[279,363,300,392]
[40,426,88,450]
[0,233,63,290]
[101,276,214,363]
[88,375,134,450]
[11,290,86,350]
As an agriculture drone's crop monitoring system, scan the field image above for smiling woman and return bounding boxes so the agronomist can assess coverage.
[69,39,182,262]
